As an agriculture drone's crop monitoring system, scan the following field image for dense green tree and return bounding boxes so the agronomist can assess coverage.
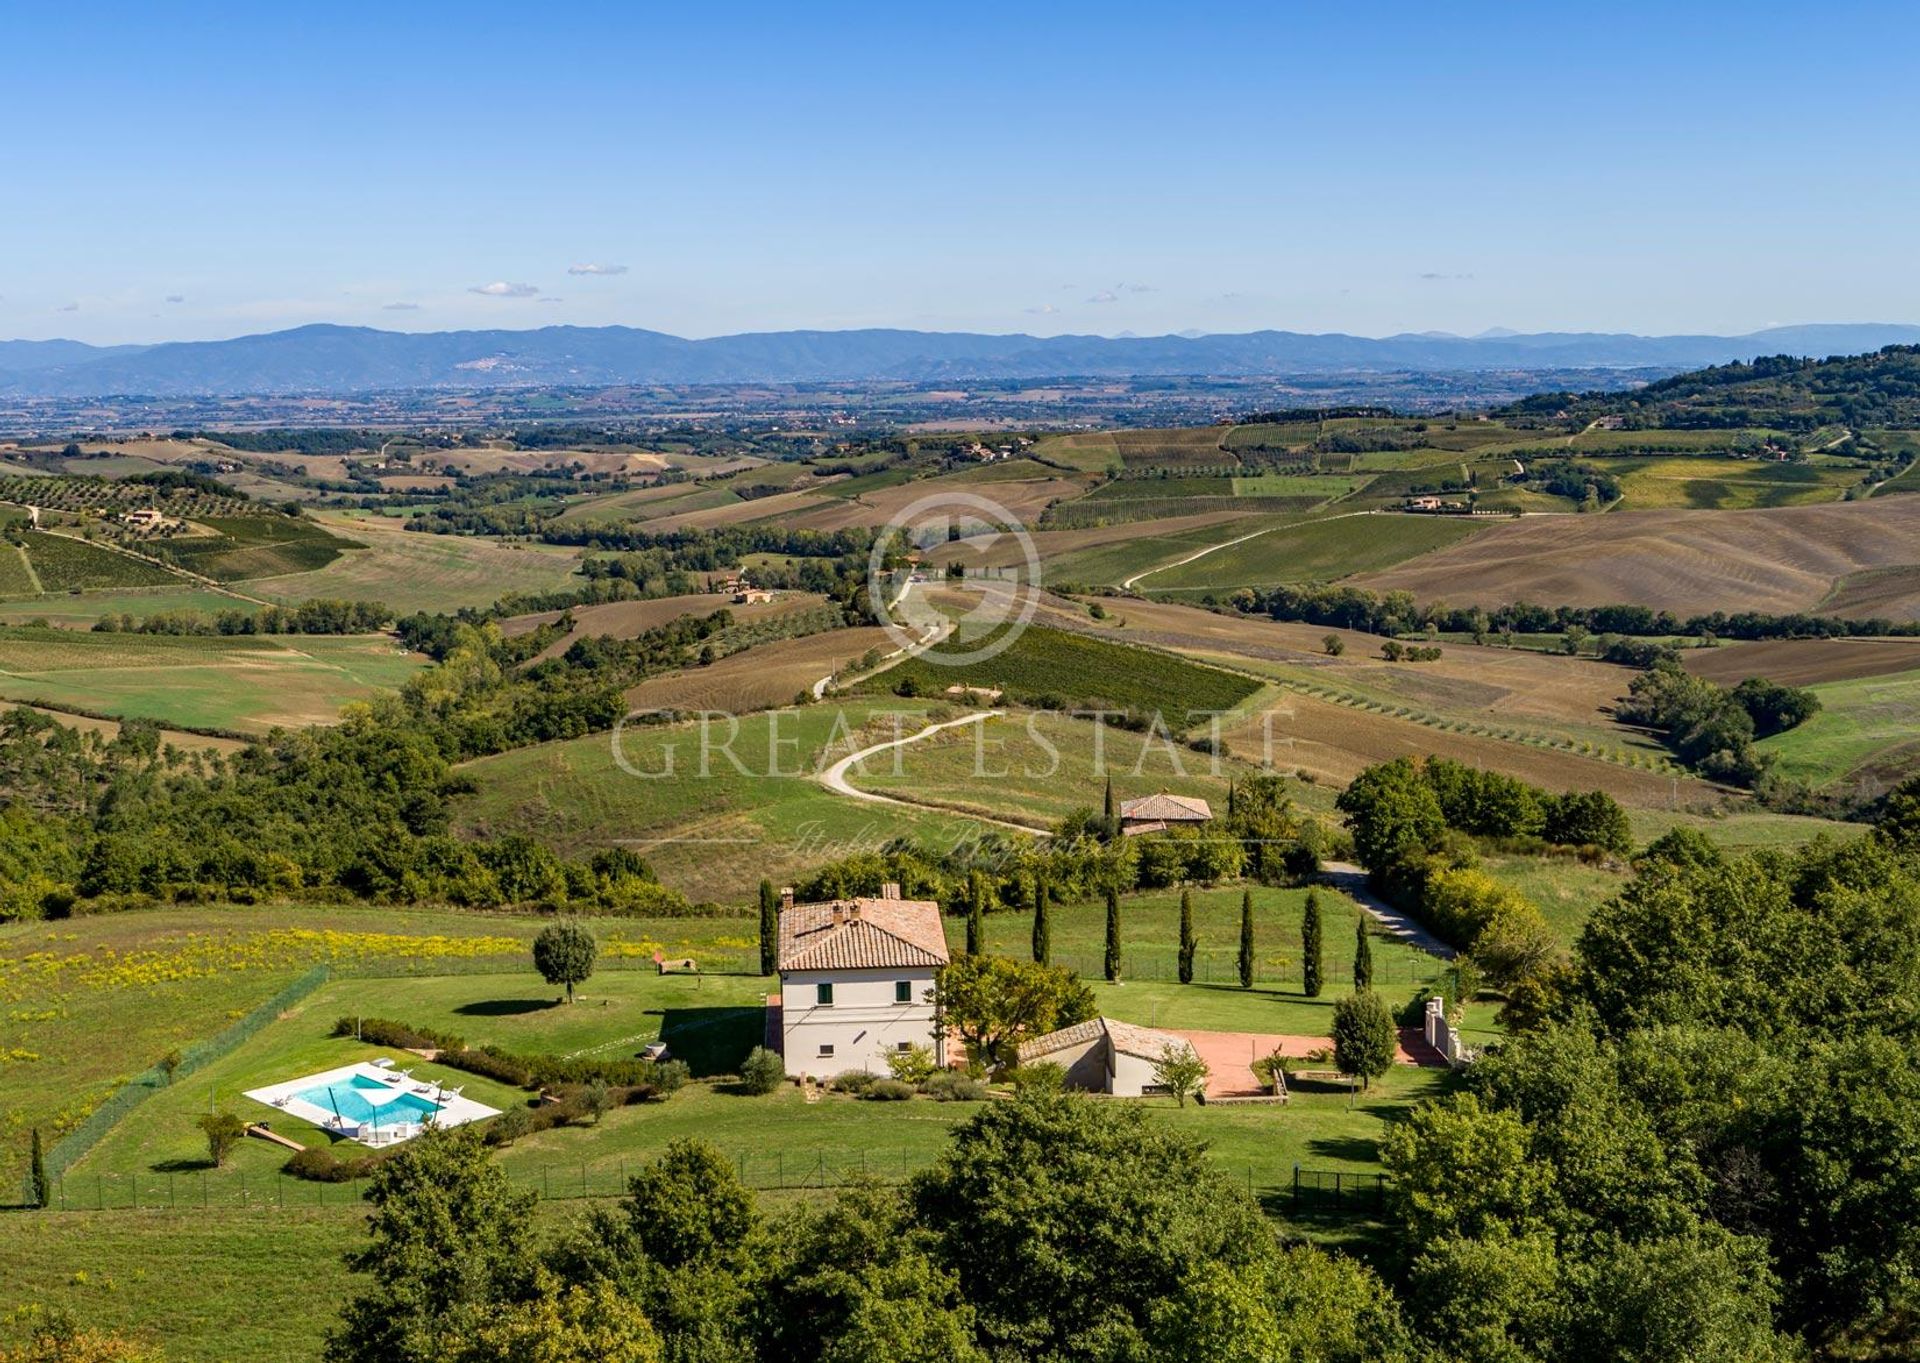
[327,1129,538,1363]
[1237,888,1255,989]
[1176,889,1196,984]
[1330,991,1394,1089]
[910,1091,1284,1361]
[438,1276,663,1363]
[1151,1043,1209,1107]
[28,1127,48,1208]
[757,880,779,977]
[533,921,598,1003]
[1031,872,1050,965]
[936,955,1094,1068]
[1302,890,1324,997]
[1334,757,1446,872]
[1353,916,1373,992]
[1104,886,1122,982]
[964,868,990,957]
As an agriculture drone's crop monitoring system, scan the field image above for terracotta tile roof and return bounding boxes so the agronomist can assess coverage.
[777,896,950,973]
[1017,1016,1188,1065]
[1118,793,1212,823]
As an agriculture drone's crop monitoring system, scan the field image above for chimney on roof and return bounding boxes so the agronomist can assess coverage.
[847,901,861,921]
[881,881,900,900]
[831,905,845,927]
[780,886,794,911]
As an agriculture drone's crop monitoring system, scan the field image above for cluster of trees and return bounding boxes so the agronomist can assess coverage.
[1616,659,1818,785]
[90,598,394,636]
[1521,459,1622,506]
[1334,758,1629,1001]
[1384,824,1920,1360]
[325,1097,1411,1363]
[1227,582,1920,644]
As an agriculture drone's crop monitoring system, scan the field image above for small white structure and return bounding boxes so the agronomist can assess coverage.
[776,883,949,1079]
[1423,996,1473,1066]
[1017,1016,1190,1096]
[1118,793,1213,837]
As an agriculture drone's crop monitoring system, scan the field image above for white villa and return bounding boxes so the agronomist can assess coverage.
[775,883,949,1079]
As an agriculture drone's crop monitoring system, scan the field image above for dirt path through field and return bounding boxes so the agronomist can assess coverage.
[1321,861,1455,959]
[817,710,1047,834]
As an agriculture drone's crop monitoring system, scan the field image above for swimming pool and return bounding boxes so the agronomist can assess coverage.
[244,1061,499,1147]
[294,1074,444,1126]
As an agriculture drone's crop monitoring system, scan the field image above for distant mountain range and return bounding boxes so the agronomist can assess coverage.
[3,322,1918,398]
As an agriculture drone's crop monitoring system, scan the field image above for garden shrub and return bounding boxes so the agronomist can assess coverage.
[831,1069,878,1094]
[864,1079,916,1101]
[739,1046,786,1095]
[923,1072,986,1102]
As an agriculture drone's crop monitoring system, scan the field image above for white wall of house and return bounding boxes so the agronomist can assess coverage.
[779,966,941,1078]
[1110,1049,1162,1097]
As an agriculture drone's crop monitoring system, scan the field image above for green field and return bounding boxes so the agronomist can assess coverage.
[0,542,36,595]
[148,515,356,581]
[1149,513,1484,591]
[250,511,588,613]
[0,586,251,627]
[1606,455,1860,510]
[856,623,1261,723]
[454,702,1001,901]
[845,705,1316,830]
[17,533,181,591]
[0,628,424,732]
[1756,667,1920,791]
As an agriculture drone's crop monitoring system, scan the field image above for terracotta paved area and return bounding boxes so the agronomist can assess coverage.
[1169,1026,1448,1096]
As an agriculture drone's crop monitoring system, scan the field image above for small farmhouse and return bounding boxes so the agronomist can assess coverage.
[1117,793,1212,836]
[1017,1016,1191,1096]
[776,882,949,1079]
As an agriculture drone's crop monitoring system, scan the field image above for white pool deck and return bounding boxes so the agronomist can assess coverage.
[243,1060,500,1147]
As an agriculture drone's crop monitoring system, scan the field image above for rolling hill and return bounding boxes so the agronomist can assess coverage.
[5,322,1920,397]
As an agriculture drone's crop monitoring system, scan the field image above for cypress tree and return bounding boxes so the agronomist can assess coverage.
[1227,777,1237,818]
[29,1128,48,1209]
[1177,889,1196,984]
[1354,914,1374,992]
[1302,890,1324,998]
[1104,886,1123,982]
[1238,888,1255,989]
[757,880,779,977]
[1103,776,1117,840]
[965,868,988,956]
[1032,873,1051,965]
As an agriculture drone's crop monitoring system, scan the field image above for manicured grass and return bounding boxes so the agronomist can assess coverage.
[0,628,425,732]
[1150,513,1483,591]
[1607,455,1859,511]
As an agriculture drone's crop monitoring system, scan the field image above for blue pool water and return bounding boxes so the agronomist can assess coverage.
[295,1076,443,1126]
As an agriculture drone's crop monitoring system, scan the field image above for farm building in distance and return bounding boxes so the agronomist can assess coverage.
[1118,792,1212,836]
[774,883,949,1079]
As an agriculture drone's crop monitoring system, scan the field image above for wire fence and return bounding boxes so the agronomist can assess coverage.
[1045,948,1432,989]
[24,965,333,1202]
[37,1153,1381,1217]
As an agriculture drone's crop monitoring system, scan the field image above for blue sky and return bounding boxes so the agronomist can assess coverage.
[5,1,1917,344]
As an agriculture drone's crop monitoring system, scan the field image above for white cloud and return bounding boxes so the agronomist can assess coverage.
[1024,303,1059,316]
[1086,290,1118,304]
[468,281,540,298]
[567,263,628,276]
[164,294,186,304]
[382,302,422,311]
